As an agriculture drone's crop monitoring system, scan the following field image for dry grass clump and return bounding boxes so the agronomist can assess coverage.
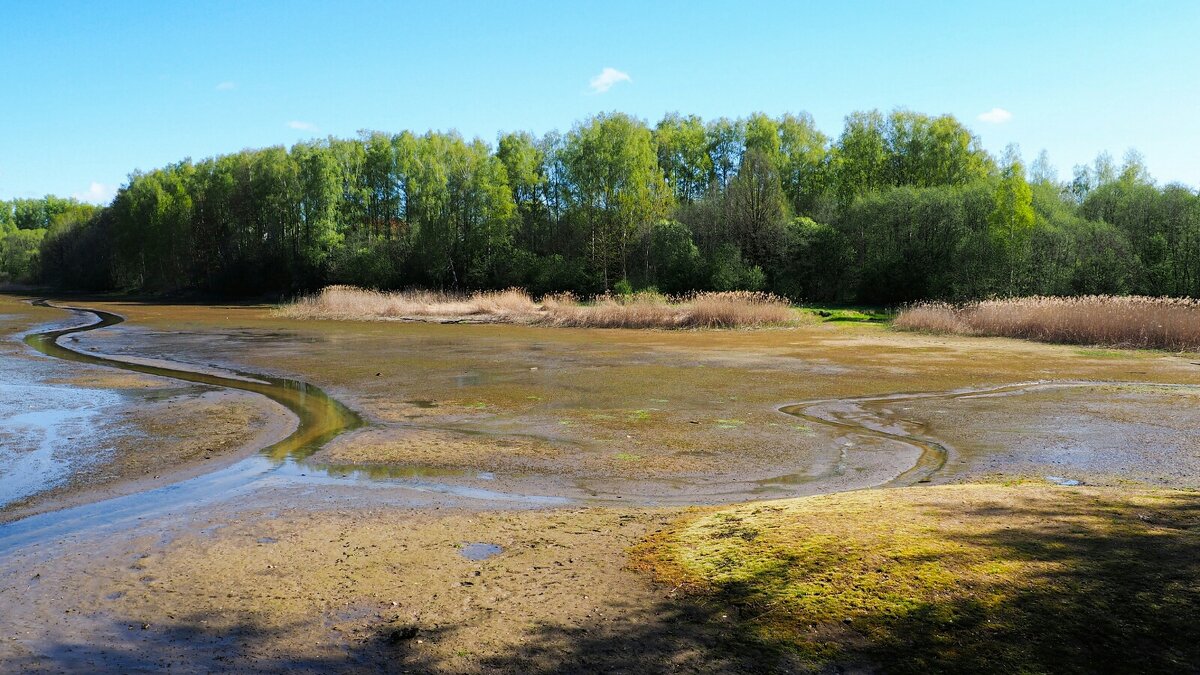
[896,295,1200,351]
[544,290,793,329]
[280,286,797,329]
[279,285,539,321]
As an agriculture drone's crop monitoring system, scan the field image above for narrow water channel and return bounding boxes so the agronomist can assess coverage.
[24,301,364,463]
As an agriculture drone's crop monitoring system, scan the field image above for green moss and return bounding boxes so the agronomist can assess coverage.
[636,483,1200,674]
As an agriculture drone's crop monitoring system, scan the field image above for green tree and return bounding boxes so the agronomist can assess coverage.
[562,113,671,289]
[988,152,1036,294]
[653,113,711,204]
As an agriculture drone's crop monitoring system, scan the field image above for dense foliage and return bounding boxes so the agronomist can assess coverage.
[0,197,99,285]
[20,110,1200,301]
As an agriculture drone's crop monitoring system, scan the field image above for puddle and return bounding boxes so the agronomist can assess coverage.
[454,372,487,387]
[406,399,437,408]
[459,542,503,561]
[1045,475,1083,486]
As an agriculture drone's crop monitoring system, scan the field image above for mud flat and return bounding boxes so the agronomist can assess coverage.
[2,294,1199,672]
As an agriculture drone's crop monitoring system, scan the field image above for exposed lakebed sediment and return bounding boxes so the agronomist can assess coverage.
[4,300,1200,550]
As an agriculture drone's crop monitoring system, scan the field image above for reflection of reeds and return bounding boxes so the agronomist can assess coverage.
[895,295,1200,351]
[279,286,798,329]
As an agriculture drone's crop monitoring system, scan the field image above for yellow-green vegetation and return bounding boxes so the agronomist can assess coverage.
[635,483,1200,673]
[804,306,894,324]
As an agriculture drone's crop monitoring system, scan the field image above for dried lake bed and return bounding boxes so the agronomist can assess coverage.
[1,293,1198,672]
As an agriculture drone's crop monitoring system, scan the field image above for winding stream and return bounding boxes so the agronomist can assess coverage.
[0,303,568,550]
[25,301,364,463]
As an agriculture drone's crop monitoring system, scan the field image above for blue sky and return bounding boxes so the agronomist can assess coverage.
[2,1,1197,203]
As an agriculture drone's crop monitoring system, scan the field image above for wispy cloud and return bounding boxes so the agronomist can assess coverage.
[978,107,1013,124]
[287,120,318,132]
[588,67,631,94]
[215,81,236,91]
[72,182,116,205]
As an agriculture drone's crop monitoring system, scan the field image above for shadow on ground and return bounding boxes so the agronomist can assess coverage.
[8,596,786,674]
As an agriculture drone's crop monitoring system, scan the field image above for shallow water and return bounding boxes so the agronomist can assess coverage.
[0,383,120,508]
[459,542,503,560]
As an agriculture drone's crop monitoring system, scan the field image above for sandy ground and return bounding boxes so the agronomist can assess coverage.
[2,294,1199,672]
[0,495,779,673]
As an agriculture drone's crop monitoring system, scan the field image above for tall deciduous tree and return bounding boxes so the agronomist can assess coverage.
[562,113,671,288]
[989,152,1036,294]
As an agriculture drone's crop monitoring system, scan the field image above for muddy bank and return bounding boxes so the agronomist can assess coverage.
[0,498,775,673]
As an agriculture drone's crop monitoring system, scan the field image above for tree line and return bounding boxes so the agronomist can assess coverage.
[11,109,1200,303]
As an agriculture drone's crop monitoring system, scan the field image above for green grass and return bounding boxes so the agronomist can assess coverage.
[802,305,894,324]
[634,483,1200,673]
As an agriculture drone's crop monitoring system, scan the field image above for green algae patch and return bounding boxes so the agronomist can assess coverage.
[633,483,1200,673]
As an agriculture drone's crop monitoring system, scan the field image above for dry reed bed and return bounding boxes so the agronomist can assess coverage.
[895,295,1200,351]
[279,285,798,329]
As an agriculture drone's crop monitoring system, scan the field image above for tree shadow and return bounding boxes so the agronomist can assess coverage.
[9,595,787,673]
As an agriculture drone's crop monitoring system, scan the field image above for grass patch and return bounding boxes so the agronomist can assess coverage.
[633,483,1200,673]
[895,295,1200,351]
[280,286,803,329]
[804,306,894,323]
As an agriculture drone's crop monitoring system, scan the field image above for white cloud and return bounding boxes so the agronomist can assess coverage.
[72,182,116,205]
[978,107,1013,124]
[287,120,318,131]
[215,81,236,91]
[588,67,631,94]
